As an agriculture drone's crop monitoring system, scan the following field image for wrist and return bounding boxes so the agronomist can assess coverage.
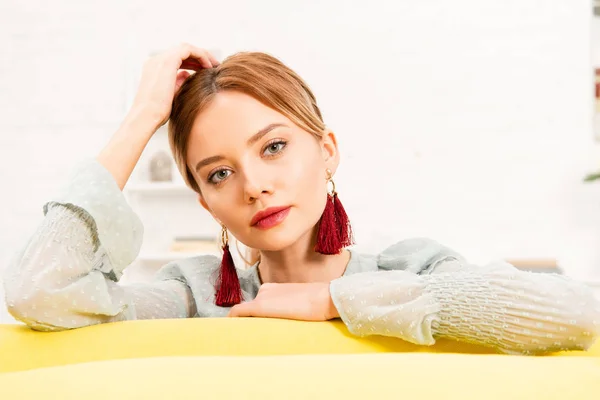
[97,107,161,191]
[325,283,340,320]
[123,105,164,137]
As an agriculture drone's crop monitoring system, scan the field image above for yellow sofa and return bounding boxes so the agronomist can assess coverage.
[1,318,599,399]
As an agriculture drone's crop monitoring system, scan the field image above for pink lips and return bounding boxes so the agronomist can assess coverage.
[251,206,291,229]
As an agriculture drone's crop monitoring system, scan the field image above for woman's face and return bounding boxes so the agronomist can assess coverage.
[187,90,339,251]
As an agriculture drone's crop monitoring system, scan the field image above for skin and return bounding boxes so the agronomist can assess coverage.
[186,90,350,319]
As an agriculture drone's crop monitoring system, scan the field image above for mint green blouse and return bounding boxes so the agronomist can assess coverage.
[3,158,599,355]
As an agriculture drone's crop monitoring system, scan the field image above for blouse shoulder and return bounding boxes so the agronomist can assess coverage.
[376,237,466,275]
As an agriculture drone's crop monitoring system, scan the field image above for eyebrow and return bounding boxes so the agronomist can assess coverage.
[194,123,289,173]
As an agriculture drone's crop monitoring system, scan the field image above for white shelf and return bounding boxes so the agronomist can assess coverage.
[125,182,194,195]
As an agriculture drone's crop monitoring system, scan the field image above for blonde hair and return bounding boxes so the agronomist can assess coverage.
[168,52,326,266]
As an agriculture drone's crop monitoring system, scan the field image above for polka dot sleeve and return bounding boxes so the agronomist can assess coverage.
[330,242,600,355]
[2,159,191,330]
[42,157,144,279]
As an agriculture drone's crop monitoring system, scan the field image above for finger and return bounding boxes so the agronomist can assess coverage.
[205,51,220,67]
[175,70,192,93]
[177,44,215,69]
[228,302,255,318]
[180,58,204,71]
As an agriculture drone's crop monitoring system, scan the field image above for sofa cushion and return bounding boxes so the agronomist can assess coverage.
[1,318,597,374]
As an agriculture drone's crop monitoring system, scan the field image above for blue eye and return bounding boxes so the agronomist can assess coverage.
[208,169,231,184]
[263,140,287,156]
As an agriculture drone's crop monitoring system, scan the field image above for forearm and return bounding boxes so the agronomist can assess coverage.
[424,267,599,354]
[4,153,148,330]
[4,204,190,330]
[4,204,131,330]
[96,107,160,191]
[330,265,600,354]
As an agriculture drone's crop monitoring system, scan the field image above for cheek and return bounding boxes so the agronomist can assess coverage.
[201,189,238,227]
[281,149,327,216]
[280,144,320,185]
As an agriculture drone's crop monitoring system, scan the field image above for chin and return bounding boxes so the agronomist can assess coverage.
[245,230,302,252]
[244,221,313,252]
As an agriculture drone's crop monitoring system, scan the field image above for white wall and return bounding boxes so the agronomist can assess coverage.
[1,0,599,323]
[594,15,600,68]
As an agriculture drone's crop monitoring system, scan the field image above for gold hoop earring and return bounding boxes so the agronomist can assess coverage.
[220,224,229,249]
[326,168,336,195]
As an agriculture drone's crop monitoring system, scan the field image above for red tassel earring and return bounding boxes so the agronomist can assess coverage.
[215,225,243,307]
[315,169,354,254]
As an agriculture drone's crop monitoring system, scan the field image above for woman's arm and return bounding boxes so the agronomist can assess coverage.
[96,43,218,191]
[330,251,600,355]
[3,44,218,330]
[2,160,194,331]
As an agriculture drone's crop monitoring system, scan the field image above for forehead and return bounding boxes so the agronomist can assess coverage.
[189,91,288,147]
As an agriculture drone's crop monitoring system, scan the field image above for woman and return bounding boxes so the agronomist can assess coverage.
[3,44,599,355]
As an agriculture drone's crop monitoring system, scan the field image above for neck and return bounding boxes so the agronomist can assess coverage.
[256,227,351,284]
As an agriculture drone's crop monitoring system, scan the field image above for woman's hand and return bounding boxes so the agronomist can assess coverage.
[227,282,340,321]
[97,43,218,190]
[130,43,220,130]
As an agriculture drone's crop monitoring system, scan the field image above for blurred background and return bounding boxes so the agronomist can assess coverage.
[1,0,600,323]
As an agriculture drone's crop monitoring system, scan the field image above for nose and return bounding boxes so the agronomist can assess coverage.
[241,167,273,204]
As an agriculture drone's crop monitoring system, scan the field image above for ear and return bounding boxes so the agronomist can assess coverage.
[320,128,340,175]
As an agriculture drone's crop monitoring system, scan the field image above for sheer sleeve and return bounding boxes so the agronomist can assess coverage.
[330,239,600,355]
[2,159,193,331]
